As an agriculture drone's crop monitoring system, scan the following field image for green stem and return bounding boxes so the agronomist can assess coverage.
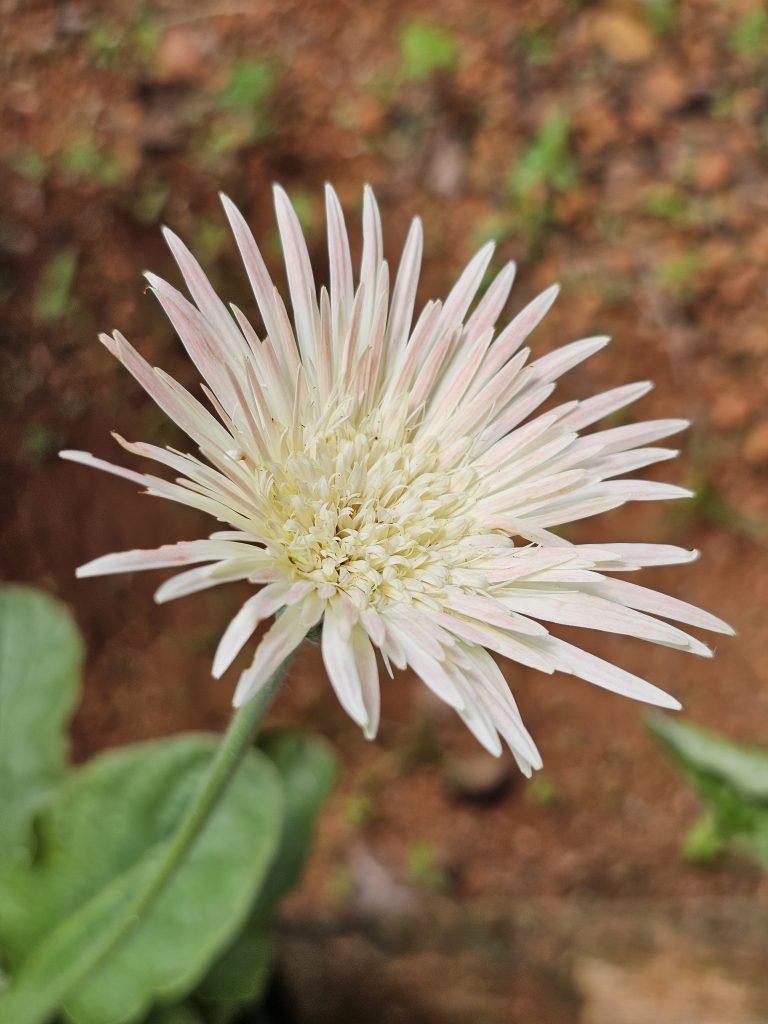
[0,654,293,1024]
[128,655,290,920]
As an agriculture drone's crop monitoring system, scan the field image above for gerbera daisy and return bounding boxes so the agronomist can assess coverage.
[62,185,732,775]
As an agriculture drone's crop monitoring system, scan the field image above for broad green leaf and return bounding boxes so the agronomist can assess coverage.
[146,1006,205,1024]
[0,586,81,862]
[195,918,273,1017]
[648,713,768,801]
[0,735,282,1024]
[648,714,768,869]
[196,731,336,1017]
[257,730,336,908]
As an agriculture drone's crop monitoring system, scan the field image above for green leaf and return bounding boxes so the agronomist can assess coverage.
[508,110,576,203]
[196,731,335,1016]
[146,1006,205,1024]
[0,736,282,1024]
[648,714,768,801]
[217,60,276,112]
[33,250,79,324]
[195,917,273,1016]
[0,586,81,863]
[256,730,336,908]
[399,21,458,80]
[648,714,768,870]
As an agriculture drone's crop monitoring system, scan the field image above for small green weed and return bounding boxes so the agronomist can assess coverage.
[34,249,78,324]
[398,21,458,81]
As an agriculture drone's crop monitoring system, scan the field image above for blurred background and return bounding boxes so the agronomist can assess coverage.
[2,0,768,1021]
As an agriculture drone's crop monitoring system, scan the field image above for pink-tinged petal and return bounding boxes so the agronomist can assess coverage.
[161,227,248,364]
[384,299,442,399]
[444,589,548,637]
[500,589,713,657]
[584,577,735,635]
[475,383,557,453]
[76,540,263,578]
[219,194,287,362]
[455,646,542,768]
[594,544,699,568]
[541,637,682,709]
[351,624,381,739]
[581,419,689,455]
[62,450,251,528]
[438,242,495,333]
[464,261,516,343]
[445,663,503,756]
[61,449,152,488]
[470,283,559,393]
[589,447,678,479]
[427,327,494,417]
[386,216,423,366]
[360,606,386,646]
[321,605,369,727]
[213,580,314,677]
[359,184,383,330]
[560,381,654,431]
[528,335,610,385]
[408,326,460,412]
[146,275,237,410]
[273,185,319,368]
[386,620,465,710]
[325,184,354,343]
[154,559,265,603]
[233,594,323,707]
[432,612,556,674]
[442,348,531,443]
[98,331,233,455]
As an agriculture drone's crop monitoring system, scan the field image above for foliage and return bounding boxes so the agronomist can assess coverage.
[0,587,80,862]
[216,60,277,113]
[525,772,562,809]
[648,714,768,870]
[728,8,768,57]
[33,250,79,324]
[60,137,126,188]
[645,0,678,35]
[519,27,555,65]
[653,251,702,299]
[645,186,693,226]
[398,21,458,80]
[0,586,336,1024]
[507,110,578,242]
[8,147,48,183]
[405,840,448,893]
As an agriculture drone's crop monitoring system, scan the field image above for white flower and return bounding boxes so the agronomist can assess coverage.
[62,185,732,775]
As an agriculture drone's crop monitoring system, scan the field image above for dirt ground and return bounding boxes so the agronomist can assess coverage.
[2,1,768,1021]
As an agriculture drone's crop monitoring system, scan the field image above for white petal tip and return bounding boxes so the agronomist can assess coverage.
[658,695,683,711]
[231,680,250,708]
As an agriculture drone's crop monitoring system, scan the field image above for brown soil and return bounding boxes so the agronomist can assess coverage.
[2,1,768,1020]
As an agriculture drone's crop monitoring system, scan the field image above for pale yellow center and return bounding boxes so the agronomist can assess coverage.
[251,409,489,608]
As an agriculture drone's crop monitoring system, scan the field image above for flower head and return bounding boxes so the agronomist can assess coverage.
[63,185,732,774]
